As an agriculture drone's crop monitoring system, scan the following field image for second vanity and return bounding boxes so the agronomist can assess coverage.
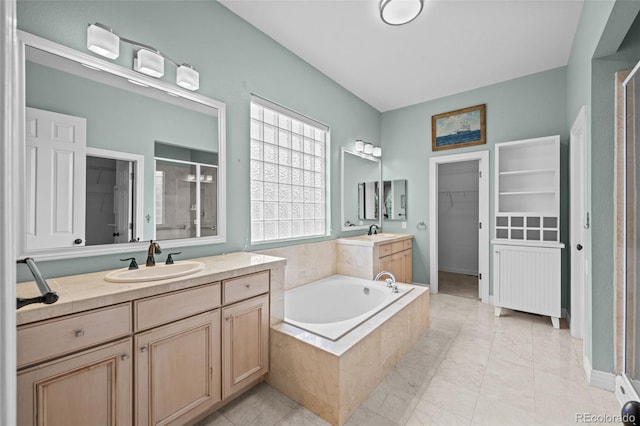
[336,233,413,283]
[16,251,285,426]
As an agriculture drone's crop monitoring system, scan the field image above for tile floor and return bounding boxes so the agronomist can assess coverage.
[197,293,622,426]
[438,271,479,300]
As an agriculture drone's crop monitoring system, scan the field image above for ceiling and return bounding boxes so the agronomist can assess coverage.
[218,0,584,112]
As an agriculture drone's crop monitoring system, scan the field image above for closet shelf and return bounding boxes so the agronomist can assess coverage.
[498,168,555,176]
[498,191,555,196]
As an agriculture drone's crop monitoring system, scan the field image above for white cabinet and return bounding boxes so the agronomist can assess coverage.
[493,136,564,328]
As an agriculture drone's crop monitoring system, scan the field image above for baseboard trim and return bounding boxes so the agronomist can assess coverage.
[584,354,616,391]
[438,267,478,276]
[616,374,639,405]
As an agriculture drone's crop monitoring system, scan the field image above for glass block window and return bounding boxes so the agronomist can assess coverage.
[250,96,329,243]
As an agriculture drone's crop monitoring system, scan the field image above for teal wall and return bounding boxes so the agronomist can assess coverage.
[16,1,381,279]
[381,67,568,296]
[566,0,640,373]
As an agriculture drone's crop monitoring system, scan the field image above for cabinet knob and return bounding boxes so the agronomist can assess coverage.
[577,244,583,251]
[140,346,148,353]
[73,238,83,245]
[246,284,252,289]
[225,316,231,321]
[74,330,84,337]
[120,354,129,361]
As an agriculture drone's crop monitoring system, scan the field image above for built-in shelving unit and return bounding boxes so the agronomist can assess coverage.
[492,135,564,329]
[494,136,560,243]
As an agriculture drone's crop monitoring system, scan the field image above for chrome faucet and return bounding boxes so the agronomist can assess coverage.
[146,240,162,266]
[367,224,379,235]
[375,271,399,292]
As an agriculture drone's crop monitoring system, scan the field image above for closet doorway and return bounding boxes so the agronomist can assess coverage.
[429,151,489,303]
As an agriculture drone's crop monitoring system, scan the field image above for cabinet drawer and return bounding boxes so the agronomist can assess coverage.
[223,271,270,305]
[379,243,392,258]
[391,241,405,254]
[135,282,221,332]
[17,303,131,369]
[403,239,412,250]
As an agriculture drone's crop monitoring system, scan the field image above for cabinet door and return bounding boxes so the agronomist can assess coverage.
[403,249,412,283]
[135,310,221,426]
[222,294,269,398]
[18,338,132,426]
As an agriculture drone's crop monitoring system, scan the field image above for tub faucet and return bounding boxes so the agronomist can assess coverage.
[368,224,379,235]
[146,240,162,266]
[375,271,399,293]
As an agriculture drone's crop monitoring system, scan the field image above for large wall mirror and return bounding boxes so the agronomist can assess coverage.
[17,31,226,260]
[341,148,381,232]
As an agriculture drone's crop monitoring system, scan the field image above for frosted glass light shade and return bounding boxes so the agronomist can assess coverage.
[380,0,424,25]
[177,64,200,91]
[364,143,374,155]
[134,49,164,78]
[355,140,364,152]
[87,24,119,59]
[372,146,382,157]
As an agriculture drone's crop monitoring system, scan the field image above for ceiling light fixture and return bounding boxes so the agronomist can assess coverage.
[380,0,424,26]
[86,23,200,90]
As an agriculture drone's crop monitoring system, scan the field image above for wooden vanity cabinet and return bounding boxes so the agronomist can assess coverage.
[377,239,412,283]
[17,270,272,426]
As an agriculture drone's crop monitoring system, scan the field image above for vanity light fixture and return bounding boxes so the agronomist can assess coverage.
[86,22,200,90]
[355,139,364,152]
[87,23,119,59]
[133,49,164,78]
[380,0,424,26]
[372,146,382,157]
[177,64,200,91]
[364,143,374,155]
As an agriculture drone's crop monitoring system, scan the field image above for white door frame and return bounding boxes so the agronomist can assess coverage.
[570,106,587,339]
[429,150,490,303]
[1,0,17,424]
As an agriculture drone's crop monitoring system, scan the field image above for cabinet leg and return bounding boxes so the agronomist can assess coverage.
[551,317,560,329]
[494,307,503,317]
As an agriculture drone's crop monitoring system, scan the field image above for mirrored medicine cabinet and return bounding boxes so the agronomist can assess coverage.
[340,148,382,232]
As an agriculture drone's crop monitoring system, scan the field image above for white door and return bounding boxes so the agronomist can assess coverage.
[570,106,587,339]
[429,151,489,302]
[25,107,86,250]
[114,160,131,243]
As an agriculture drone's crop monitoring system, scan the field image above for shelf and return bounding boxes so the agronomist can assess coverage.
[499,191,555,196]
[499,168,555,176]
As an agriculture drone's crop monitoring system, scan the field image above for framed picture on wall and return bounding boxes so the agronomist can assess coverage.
[431,104,486,151]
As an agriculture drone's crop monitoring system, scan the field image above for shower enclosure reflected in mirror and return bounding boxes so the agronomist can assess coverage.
[341,148,381,232]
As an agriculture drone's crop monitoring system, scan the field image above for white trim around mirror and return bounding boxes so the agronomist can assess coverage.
[340,147,382,232]
[16,30,226,261]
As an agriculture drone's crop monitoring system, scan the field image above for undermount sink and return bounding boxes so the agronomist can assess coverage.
[104,261,205,283]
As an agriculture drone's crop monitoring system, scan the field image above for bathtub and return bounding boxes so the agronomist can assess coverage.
[284,274,413,341]
[269,275,429,425]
